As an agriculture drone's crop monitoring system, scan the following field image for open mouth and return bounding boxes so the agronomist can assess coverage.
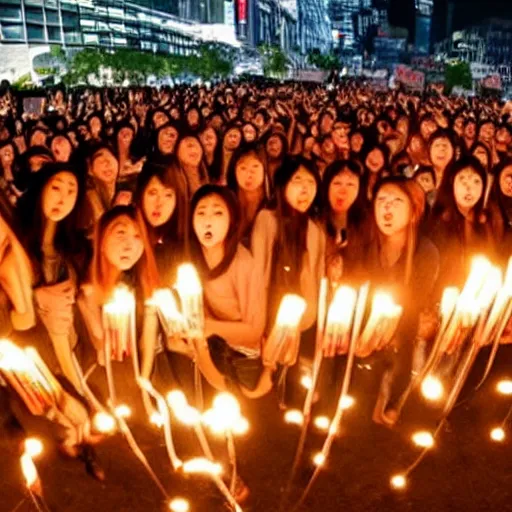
[204,231,213,241]
[464,194,474,203]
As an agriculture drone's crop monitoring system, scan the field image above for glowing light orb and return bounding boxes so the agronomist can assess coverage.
[340,395,355,410]
[150,412,164,428]
[313,453,326,466]
[390,474,407,490]
[421,376,444,401]
[24,438,43,459]
[93,412,116,433]
[300,375,313,390]
[114,404,131,419]
[169,498,190,512]
[284,409,304,426]
[490,427,505,442]
[412,431,434,449]
[497,380,512,395]
[314,416,330,431]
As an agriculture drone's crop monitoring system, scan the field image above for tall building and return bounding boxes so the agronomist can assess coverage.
[329,0,360,51]
[0,0,241,83]
[297,0,331,53]
[414,0,433,54]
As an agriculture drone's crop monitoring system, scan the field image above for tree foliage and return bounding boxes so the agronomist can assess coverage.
[62,44,234,86]
[444,61,473,94]
[307,49,341,71]
[258,44,289,78]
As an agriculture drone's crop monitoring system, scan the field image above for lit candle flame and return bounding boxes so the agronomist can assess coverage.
[150,412,164,428]
[175,264,203,297]
[93,412,116,433]
[213,393,241,424]
[313,452,325,466]
[24,438,43,459]
[275,295,307,327]
[114,404,132,419]
[20,453,38,488]
[421,375,444,401]
[169,497,190,512]
[497,380,512,395]
[104,285,136,315]
[490,427,506,442]
[232,417,249,435]
[300,375,313,390]
[412,431,435,449]
[314,416,330,431]
[390,474,407,490]
[340,395,355,410]
[441,287,460,318]
[284,409,304,426]
[167,390,188,411]
[182,458,222,476]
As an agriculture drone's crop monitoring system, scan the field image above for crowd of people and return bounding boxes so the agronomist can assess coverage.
[0,79,512,491]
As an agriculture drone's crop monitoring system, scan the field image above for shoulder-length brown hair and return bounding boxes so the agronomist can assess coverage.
[89,205,159,304]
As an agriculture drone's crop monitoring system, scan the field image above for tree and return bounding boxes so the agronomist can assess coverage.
[444,61,473,95]
[307,49,341,71]
[258,44,289,78]
[190,43,235,80]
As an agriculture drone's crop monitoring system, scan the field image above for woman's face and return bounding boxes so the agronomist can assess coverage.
[118,127,134,149]
[321,137,336,157]
[366,148,385,173]
[153,111,169,129]
[177,137,203,167]
[479,122,495,144]
[374,184,412,237]
[91,148,119,184]
[89,117,102,135]
[0,144,15,169]
[499,166,512,198]
[453,167,483,211]
[51,136,72,162]
[224,128,242,151]
[266,135,283,159]
[285,166,317,213]
[103,215,144,271]
[350,133,364,153]
[158,126,178,155]
[472,146,489,169]
[42,171,78,222]
[328,169,359,214]
[243,124,257,143]
[254,113,265,129]
[187,109,199,127]
[31,130,47,147]
[415,172,435,194]
[464,122,476,138]
[193,193,230,249]
[235,152,264,192]
[142,176,176,227]
[429,137,453,169]
[199,127,217,154]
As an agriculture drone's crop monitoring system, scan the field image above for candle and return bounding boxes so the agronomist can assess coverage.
[263,294,306,369]
[146,289,185,340]
[322,286,357,358]
[175,263,204,339]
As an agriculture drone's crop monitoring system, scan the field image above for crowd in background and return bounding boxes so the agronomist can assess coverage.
[1,79,512,485]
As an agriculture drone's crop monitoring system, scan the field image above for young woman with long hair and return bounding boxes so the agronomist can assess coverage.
[364,176,439,425]
[429,156,494,288]
[175,132,209,196]
[134,160,189,284]
[322,160,370,286]
[226,142,269,247]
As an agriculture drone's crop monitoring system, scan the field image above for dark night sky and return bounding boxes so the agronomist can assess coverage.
[390,0,512,43]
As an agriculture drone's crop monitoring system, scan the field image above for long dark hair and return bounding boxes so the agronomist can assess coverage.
[432,156,488,223]
[189,185,240,280]
[226,141,269,196]
[17,162,86,269]
[271,157,321,289]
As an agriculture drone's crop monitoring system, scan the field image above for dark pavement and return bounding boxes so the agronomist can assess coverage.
[1,346,512,512]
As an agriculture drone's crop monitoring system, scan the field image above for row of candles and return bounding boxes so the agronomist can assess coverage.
[3,254,512,510]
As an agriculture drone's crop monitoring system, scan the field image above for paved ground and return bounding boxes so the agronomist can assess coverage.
[1,346,512,512]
